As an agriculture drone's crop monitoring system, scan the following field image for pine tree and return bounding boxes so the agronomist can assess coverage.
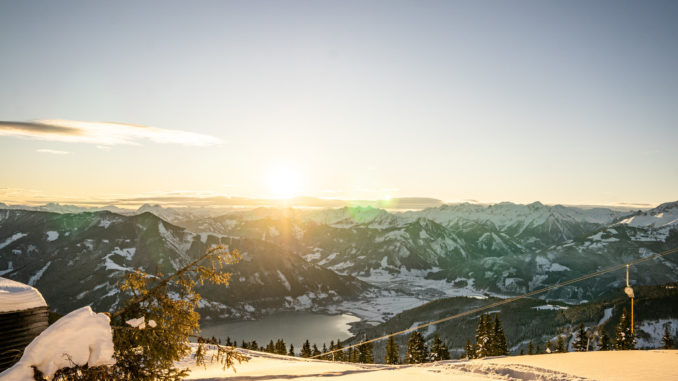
[250,340,259,351]
[288,344,295,357]
[266,340,275,353]
[474,314,491,358]
[335,339,346,361]
[240,340,248,349]
[615,307,636,350]
[406,331,429,364]
[520,349,524,355]
[357,338,374,363]
[661,323,674,349]
[275,339,287,355]
[429,334,450,361]
[535,344,541,354]
[545,339,552,354]
[598,328,612,351]
[572,324,587,352]
[329,340,335,360]
[463,339,474,359]
[300,340,312,358]
[528,340,534,355]
[491,315,508,356]
[321,343,328,360]
[385,335,400,364]
[349,345,360,363]
[556,335,567,353]
[225,337,232,347]
[311,344,321,357]
[59,245,247,380]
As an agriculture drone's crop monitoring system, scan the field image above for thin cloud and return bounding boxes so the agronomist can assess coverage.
[0,119,222,146]
[36,149,70,155]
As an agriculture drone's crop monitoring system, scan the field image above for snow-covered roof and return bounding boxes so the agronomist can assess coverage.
[0,277,47,313]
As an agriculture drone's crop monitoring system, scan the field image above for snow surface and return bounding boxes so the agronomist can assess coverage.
[0,277,47,313]
[103,247,136,272]
[28,261,51,286]
[598,307,613,325]
[0,232,27,250]
[180,347,678,381]
[45,231,59,241]
[0,306,115,381]
[619,208,678,228]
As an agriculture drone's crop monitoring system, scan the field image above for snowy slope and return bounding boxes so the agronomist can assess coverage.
[618,201,678,229]
[181,348,678,380]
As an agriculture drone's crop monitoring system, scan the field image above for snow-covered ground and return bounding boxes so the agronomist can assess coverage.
[0,306,115,381]
[181,348,678,380]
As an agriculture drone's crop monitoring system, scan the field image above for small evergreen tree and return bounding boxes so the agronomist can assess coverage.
[661,323,674,349]
[311,344,321,357]
[328,340,335,360]
[288,344,295,357]
[225,337,232,347]
[321,343,328,360]
[335,340,346,361]
[357,338,374,363]
[265,340,275,353]
[545,339,552,354]
[520,349,524,355]
[572,324,587,352]
[350,345,360,362]
[275,339,287,355]
[406,331,429,364]
[556,335,567,353]
[528,340,534,355]
[535,344,541,354]
[429,334,450,361]
[300,340,312,358]
[598,328,613,351]
[474,314,491,358]
[385,335,400,364]
[491,315,508,356]
[615,307,636,350]
[463,339,474,359]
[55,246,247,380]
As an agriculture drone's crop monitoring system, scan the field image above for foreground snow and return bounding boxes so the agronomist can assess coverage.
[0,307,115,381]
[181,349,678,381]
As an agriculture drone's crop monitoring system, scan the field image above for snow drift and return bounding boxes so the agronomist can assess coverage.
[0,306,115,381]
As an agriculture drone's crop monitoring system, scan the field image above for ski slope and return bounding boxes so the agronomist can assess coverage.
[182,348,678,381]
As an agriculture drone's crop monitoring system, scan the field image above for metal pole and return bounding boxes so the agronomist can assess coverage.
[631,297,634,334]
[627,264,634,334]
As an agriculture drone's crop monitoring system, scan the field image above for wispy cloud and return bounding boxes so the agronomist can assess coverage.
[36,148,70,155]
[0,119,221,146]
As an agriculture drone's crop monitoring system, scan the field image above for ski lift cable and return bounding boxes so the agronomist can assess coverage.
[310,246,678,359]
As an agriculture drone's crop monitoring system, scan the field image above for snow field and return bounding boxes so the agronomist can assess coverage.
[182,347,678,380]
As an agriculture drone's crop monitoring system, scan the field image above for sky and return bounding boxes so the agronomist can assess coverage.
[1,0,677,207]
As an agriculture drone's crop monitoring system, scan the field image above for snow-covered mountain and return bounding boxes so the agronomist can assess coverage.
[1,201,676,322]
[176,201,678,302]
[0,209,369,318]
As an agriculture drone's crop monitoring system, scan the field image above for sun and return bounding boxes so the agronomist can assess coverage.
[267,166,301,199]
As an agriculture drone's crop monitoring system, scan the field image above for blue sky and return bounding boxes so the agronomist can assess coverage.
[1,1,676,206]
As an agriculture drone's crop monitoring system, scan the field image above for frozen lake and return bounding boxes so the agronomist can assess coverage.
[200,311,360,350]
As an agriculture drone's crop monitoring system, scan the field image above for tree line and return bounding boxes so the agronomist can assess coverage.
[215,306,675,366]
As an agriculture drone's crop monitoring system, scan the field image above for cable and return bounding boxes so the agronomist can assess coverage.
[310,246,678,359]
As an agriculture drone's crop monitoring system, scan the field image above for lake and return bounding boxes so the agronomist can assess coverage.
[200,311,360,350]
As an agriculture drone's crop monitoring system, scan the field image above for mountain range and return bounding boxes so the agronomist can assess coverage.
[1,201,676,326]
